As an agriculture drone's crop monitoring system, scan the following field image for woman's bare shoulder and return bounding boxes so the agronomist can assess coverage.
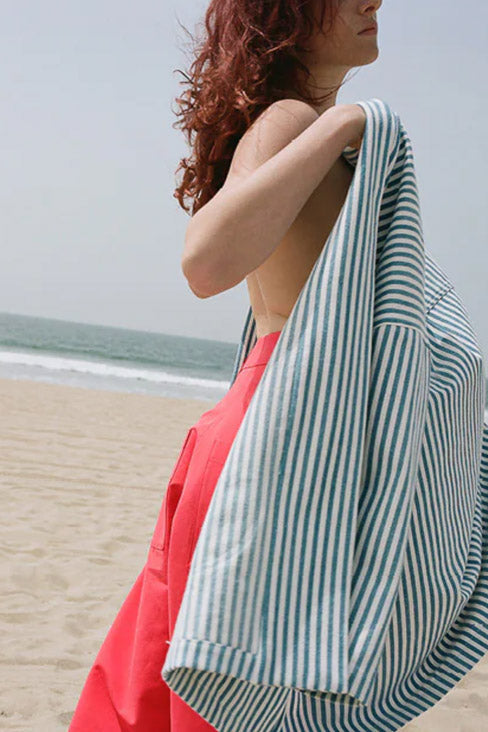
[253,98,320,130]
[222,99,320,191]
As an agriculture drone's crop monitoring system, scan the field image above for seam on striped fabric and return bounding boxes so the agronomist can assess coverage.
[181,637,258,658]
[426,284,455,313]
[372,322,429,349]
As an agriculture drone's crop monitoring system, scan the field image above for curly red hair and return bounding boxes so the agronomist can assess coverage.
[172,0,346,215]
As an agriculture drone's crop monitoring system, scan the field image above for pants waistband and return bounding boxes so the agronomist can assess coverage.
[239,330,282,371]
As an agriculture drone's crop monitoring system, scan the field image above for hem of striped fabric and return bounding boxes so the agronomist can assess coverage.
[162,637,258,680]
[162,637,368,707]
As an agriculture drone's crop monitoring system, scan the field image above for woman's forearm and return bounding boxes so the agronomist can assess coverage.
[182,104,355,298]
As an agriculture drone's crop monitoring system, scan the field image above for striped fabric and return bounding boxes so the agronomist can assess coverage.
[161,98,488,731]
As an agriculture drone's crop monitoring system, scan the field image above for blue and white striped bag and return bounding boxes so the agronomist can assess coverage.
[162,98,488,731]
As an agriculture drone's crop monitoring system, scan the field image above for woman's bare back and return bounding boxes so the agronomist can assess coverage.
[246,152,354,339]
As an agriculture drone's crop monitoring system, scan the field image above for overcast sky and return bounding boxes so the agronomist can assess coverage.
[1,0,487,357]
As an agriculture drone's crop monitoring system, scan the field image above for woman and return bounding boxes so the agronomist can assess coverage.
[68,1,379,729]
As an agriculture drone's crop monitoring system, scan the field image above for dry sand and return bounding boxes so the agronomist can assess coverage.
[1,376,487,730]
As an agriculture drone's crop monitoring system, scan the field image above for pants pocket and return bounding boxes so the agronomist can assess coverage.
[186,437,230,564]
[148,426,197,578]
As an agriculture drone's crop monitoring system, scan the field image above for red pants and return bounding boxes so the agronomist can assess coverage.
[68,330,281,732]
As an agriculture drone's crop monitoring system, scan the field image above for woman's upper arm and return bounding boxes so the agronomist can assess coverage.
[182,99,320,297]
[220,99,320,194]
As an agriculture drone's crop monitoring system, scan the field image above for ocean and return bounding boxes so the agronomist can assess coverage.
[1,312,487,413]
[0,312,239,402]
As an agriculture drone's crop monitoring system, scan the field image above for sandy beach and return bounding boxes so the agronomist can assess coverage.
[1,376,487,730]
